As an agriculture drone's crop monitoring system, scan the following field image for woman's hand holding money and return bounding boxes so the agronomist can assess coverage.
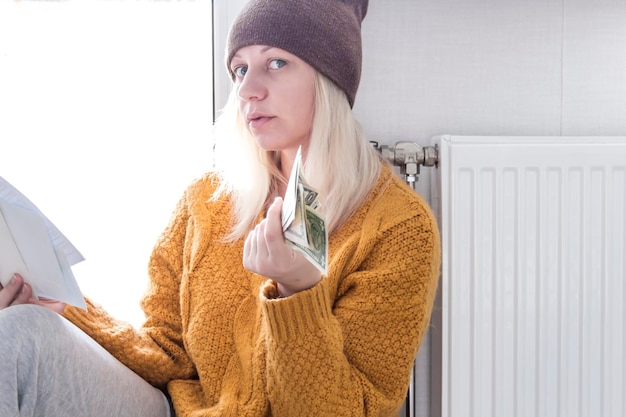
[243,197,321,297]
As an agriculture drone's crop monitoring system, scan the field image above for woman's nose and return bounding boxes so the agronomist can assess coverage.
[236,68,267,102]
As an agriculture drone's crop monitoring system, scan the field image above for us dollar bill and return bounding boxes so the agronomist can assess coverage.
[281,147,328,274]
[283,184,309,247]
[285,207,328,275]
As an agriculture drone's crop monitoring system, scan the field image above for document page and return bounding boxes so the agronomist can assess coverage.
[0,176,86,309]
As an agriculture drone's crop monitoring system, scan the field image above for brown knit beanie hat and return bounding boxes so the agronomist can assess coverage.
[226,0,368,108]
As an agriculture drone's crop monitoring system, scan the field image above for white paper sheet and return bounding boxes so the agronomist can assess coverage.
[0,176,86,309]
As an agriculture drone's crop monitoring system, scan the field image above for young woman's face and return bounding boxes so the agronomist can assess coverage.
[230,45,316,156]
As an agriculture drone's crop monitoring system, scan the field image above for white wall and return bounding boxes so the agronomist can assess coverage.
[0,1,213,327]
[356,0,626,142]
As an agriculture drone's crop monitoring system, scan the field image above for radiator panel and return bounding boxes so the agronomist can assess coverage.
[433,136,626,417]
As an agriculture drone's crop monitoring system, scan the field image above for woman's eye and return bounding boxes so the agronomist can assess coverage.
[268,59,286,70]
[233,66,247,77]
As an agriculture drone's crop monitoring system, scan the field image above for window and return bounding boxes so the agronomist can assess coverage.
[0,0,213,326]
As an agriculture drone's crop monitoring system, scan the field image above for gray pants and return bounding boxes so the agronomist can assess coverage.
[0,304,171,417]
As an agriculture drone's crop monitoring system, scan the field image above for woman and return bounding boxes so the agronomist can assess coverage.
[0,0,441,416]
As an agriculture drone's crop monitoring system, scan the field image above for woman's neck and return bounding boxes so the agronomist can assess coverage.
[280,157,294,183]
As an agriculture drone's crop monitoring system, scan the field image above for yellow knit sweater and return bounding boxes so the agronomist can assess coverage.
[63,163,441,417]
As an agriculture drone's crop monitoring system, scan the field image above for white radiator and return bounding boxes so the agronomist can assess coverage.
[425,135,626,417]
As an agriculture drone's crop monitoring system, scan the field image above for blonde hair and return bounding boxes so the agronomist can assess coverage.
[211,73,381,241]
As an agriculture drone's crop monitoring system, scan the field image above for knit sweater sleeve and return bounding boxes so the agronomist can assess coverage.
[260,189,441,416]
[62,185,198,388]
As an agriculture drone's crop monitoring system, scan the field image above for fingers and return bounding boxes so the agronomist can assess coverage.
[243,197,288,275]
[0,273,33,309]
[28,297,67,314]
[243,218,265,271]
[265,197,283,237]
[263,197,288,253]
[0,274,65,313]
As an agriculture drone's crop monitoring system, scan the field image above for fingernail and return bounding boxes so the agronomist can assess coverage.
[10,274,18,285]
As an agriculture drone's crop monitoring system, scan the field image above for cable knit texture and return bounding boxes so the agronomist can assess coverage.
[62,163,441,417]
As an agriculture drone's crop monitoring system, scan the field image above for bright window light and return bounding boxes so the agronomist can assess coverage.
[0,1,214,327]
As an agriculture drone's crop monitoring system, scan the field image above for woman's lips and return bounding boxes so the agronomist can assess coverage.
[248,116,274,128]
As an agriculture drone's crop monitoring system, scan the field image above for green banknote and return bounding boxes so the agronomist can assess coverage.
[281,147,328,274]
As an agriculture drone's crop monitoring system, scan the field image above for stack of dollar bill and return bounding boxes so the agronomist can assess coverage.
[281,147,328,275]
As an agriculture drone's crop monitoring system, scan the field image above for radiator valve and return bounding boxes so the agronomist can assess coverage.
[371,141,439,188]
